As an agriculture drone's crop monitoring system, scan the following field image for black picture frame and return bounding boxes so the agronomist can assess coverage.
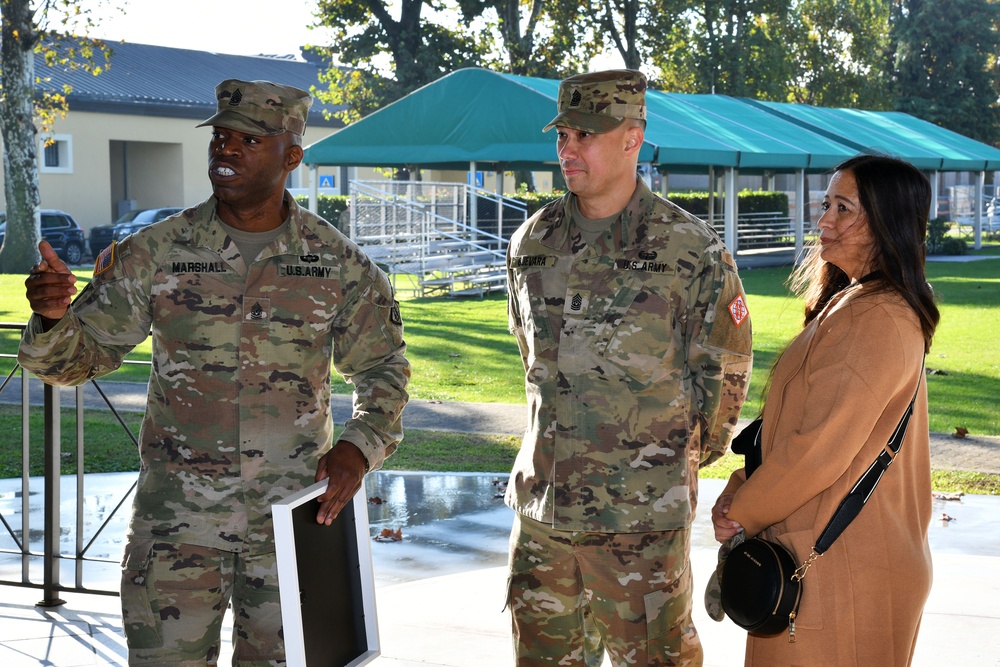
[272,481,380,667]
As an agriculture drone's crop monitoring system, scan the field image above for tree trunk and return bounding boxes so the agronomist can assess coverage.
[0,0,43,274]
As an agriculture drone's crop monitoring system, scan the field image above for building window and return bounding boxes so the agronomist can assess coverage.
[39,135,73,174]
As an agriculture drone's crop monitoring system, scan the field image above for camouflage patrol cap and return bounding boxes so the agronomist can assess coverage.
[197,79,312,137]
[543,69,647,133]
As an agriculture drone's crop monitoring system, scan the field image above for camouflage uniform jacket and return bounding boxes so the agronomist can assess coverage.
[19,194,410,555]
[504,179,752,533]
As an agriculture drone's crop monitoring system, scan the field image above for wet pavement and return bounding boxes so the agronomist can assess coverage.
[1,471,999,665]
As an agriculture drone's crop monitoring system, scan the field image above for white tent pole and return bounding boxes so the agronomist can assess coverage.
[930,171,940,220]
[725,167,738,252]
[708,167,716,227]
[975,170,984,249]
[470,161,479,233]
[309,165,319,214]
[795,169,806,261]
[661,172,669,197]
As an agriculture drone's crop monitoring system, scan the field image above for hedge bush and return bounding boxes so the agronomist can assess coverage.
[313,188,790,225]
[941,237,968,255]
[510,190,565,216]
[293,194,349,224]
[667,190,790,217]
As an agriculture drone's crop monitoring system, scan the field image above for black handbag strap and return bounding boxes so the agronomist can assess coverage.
[812,357,926,555]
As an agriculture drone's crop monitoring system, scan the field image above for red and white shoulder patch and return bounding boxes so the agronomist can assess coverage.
[729,294,749,327]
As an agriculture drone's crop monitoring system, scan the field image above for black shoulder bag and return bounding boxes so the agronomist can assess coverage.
[720,362,924,642]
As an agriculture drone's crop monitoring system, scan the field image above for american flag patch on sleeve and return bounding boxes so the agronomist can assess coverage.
[94,241,116,276]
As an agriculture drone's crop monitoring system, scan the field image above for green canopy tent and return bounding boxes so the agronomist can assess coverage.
[751,100,1000,246]
[303,68,652,171]
[301,69,836,251]
[641,93,859,253]
[303,67,1000,251]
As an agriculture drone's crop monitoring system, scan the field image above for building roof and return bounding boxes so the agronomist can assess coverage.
[35,39,342,131]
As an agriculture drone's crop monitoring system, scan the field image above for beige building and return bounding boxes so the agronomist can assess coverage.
[0,41,350,250]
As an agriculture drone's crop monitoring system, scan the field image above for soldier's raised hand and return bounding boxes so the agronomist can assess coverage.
[25,241,77,325]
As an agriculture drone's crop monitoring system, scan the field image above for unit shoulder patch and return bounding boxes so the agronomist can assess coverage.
[729,294,749,327]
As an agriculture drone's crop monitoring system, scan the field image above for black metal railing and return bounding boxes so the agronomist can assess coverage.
[0,322,149,604]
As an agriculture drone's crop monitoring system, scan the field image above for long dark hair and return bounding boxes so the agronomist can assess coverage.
[789,154,940,351]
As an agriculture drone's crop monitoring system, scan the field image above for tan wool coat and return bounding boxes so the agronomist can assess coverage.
[724,282,932,667]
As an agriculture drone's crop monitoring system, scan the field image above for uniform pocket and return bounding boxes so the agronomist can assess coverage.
[599,284,677,390]
[513,267,555,353]
[120,538,163,648]
[643,560,693,642]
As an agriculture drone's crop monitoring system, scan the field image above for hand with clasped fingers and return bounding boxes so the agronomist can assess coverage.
[712,492,744,543]
[25,241,78,329]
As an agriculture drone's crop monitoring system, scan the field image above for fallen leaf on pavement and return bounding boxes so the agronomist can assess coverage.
[374,528,403,542]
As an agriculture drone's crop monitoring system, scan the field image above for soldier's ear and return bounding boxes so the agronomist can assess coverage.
[286,144,304,171]
[624,126,642,154]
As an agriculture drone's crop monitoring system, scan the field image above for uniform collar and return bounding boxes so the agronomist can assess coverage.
[541,176,649,253]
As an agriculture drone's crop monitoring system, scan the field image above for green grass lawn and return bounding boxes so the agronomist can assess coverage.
[0,246,997,435]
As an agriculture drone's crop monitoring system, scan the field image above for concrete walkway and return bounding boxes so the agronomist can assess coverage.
[1,379,998,666]
[1,473,998,667]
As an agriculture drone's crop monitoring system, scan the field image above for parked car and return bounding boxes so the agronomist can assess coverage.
[111,207,183,243]
[89,208,147,257]
[0,209,87,265]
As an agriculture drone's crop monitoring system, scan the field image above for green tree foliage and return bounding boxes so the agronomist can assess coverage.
[892,0,1000,145]
[597,0,643,70]
[0,0,110,274]
[785,0,893,108]
[652,0,794,99]
[455,0,593,76]
[311,0,486,123]
[584,0,690,73]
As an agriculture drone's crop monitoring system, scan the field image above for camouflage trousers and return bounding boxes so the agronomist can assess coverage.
[120,539,283,666]
[507,514,703,667]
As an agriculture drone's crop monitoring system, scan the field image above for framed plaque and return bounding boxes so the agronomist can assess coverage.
[272,481,379,667]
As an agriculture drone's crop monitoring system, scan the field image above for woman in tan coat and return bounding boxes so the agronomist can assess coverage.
[712,154,940,666]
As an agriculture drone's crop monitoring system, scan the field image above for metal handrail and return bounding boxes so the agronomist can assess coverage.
[0,321,150,602]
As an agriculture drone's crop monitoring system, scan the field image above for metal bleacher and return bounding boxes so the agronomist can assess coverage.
[706,211,801,251]
[348,181,525,297]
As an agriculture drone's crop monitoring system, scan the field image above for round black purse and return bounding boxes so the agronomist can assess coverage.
[720,537,802,636]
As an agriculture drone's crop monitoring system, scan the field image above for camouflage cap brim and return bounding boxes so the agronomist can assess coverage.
[542,109,626,134]
[197,109,291,137]
[197,79,311,137]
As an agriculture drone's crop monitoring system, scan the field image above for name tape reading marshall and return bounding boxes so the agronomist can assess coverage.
[171,261,227,273]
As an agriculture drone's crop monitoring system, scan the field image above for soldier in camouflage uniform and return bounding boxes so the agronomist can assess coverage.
[504,70,752,666]
[20,79,410,666]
